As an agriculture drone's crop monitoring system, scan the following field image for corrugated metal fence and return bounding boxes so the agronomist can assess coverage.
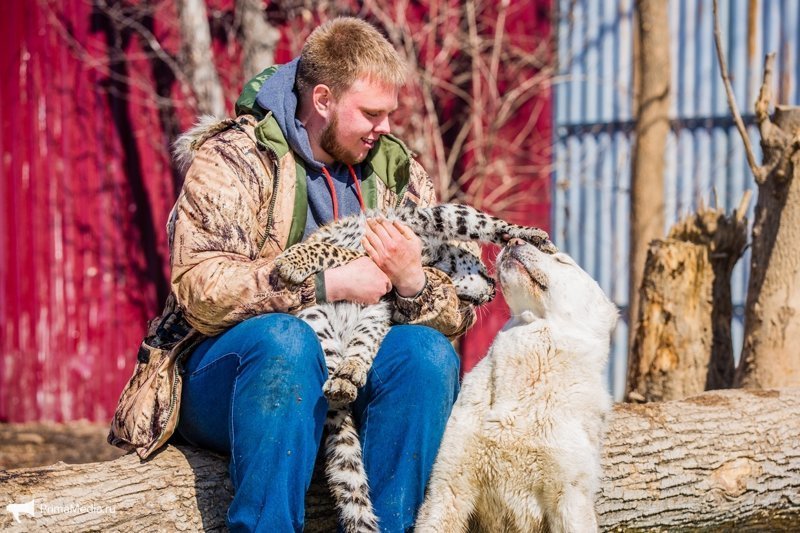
[553,0,800,399]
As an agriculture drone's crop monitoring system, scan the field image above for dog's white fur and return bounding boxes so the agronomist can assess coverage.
[415,240,618,532]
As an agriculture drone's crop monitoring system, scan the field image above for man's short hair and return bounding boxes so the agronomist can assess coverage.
[296,17,408,98]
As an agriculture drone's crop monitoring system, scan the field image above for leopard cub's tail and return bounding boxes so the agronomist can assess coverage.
[325,408,379,533]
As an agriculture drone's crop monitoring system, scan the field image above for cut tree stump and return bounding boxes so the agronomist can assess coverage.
[626,196,749,403]
[2,388,800,531]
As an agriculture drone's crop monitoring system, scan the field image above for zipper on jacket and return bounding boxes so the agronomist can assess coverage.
[395,187,408,209]
[396,167,411,208]
[258,144,281,253]
[234,114,281,254]
[153,344,191,452]
[162,363,180,437]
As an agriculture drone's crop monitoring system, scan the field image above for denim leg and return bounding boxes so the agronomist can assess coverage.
[177,314,329,533]
[351,325,461,532]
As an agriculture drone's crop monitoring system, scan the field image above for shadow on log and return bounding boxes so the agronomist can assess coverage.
[2,388,800,531]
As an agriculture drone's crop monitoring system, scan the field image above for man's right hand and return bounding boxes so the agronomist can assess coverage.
[324,256,392,304]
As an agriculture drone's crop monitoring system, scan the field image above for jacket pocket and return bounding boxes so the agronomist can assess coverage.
[107,333,199,459]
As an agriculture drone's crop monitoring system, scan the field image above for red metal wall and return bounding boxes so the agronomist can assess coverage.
[0,0,551,422]
[1,0,174,422]
[460,0,553,371]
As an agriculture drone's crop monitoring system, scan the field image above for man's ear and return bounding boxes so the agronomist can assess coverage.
[312,84,334,118]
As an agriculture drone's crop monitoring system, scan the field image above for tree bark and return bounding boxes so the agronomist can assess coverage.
[737,102,800,389]
[236,0,281,81]
[2,389,799,531]
[629,0,670,354]
[599,387,800,531]
[176,0,225,117]
[626,199,749,402]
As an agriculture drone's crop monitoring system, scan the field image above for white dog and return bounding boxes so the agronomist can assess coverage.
[415,238,618,532]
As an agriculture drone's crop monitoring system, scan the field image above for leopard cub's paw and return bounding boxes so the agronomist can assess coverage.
[323,377,358,406]
[505,226,558,254]
[273,253,315,284]
[333,359,369,388]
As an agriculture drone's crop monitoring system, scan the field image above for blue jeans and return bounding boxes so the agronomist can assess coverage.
[176,313,460,532]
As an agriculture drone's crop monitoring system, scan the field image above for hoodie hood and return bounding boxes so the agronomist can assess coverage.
[253,58,324,171]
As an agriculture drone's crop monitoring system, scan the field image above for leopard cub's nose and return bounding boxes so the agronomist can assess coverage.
[507,238,525,247]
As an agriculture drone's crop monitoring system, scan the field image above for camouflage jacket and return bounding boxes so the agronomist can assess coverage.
[108,112,476,459]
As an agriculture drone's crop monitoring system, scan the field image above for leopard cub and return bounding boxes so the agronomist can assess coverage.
[273,202,555,533]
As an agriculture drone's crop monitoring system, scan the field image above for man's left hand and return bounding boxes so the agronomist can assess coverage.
[362,217,427,297]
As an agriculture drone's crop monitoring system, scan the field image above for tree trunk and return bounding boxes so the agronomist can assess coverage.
[176,0,225,117]
[629,0,670,353]
[2,389,799,531]
[236,0,280,81]
[626,199,749,402]
[737,104,800,389]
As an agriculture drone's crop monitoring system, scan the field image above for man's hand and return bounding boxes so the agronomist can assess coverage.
[362,218,427,297]
[325,256,392,304]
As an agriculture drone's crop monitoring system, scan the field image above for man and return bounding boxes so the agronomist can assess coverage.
[112,17,476,532]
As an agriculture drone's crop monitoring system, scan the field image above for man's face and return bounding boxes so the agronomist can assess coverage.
[320,76,399,165]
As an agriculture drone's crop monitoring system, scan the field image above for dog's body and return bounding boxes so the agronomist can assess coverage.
[415,239,618,532]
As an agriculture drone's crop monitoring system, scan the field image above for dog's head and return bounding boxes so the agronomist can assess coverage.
[496,239,617,339]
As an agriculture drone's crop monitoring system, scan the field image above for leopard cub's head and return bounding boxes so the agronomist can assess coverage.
[497,239,617,340]
[432,243,496,305]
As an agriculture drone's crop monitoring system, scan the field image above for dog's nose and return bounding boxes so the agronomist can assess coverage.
[507,238,525,247]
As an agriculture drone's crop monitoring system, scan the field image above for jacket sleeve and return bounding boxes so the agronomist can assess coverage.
[169,130,316,336]
[390,159,477,339]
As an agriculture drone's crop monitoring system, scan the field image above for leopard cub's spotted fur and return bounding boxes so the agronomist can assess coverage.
[273,203,555,533]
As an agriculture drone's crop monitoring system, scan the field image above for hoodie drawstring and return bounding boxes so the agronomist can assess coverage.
[320,164,365,220]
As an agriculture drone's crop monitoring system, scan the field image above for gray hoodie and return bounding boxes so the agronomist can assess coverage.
[254,58,365,239]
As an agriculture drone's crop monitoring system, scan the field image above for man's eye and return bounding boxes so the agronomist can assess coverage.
[364,111,379,118]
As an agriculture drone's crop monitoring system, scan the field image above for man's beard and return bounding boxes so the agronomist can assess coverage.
[319,114,363,166]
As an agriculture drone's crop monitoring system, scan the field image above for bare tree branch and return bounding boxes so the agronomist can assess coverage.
[176,0,225,117]
[236,0,280,81]
[43,0,186,110]
[96,0,192,92]
[755,53,775,125]
[712,0,765,183]
[66,0,546,220]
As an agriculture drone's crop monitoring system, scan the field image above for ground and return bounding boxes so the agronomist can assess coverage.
[0,422,125,469]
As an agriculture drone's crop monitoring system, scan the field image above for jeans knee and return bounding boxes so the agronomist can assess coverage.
[233,314,324,373]
[236,313,315,340]
[388,326,460,386]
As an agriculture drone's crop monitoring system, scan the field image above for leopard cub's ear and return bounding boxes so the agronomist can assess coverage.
[540,240,558,254]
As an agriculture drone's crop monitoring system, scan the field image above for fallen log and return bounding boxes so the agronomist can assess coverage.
[1,388,799,531]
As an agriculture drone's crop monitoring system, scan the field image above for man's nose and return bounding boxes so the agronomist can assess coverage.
[374,115,391,135]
